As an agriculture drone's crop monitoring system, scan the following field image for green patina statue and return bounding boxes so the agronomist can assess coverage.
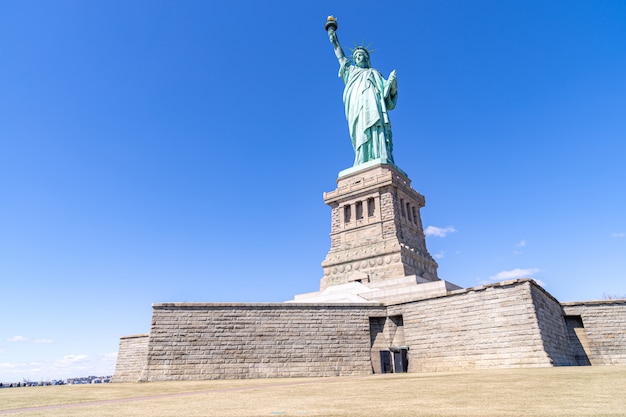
[326,16,398,167]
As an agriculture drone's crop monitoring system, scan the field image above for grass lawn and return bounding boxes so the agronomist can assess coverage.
[1,366,624,416]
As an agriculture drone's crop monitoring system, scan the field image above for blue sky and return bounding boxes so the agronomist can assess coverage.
[1,1,625,381]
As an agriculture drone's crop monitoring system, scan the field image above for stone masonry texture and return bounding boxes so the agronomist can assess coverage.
[139,303,386,381]
[321,164,438,289]
[562,300,626,365]
[112,334,149,383]
[530,284,577,365]
[113,280,626,382]
[386,280,575,372]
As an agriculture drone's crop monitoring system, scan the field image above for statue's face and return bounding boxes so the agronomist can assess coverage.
[353,51,369,68]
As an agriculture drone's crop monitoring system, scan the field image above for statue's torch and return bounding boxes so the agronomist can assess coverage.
[325,15,338,33]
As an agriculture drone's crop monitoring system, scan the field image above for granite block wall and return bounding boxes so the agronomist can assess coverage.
[139,303,386,381]
[388,280,569,372]
[112,281,626,382]
[530,284,577,365]
[111,334,149,383]
[562,300,626,365]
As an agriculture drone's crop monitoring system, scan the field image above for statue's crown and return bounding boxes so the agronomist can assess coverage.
[353,46,369,56]
[349,42,374,58]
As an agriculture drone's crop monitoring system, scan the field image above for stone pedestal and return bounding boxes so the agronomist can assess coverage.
[320,162,439,290]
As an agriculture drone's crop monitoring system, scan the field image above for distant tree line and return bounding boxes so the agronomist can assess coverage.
[602,293,626,300]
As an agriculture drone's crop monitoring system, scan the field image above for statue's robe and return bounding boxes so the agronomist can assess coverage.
[340,62,397,166]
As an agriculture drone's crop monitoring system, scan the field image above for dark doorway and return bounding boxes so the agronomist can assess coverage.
[380,351,392,373]
[392,349,408,373]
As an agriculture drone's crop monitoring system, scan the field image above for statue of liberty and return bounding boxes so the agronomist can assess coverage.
[326,17,398,166]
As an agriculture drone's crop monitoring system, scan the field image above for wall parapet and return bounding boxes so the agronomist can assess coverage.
[562,299,626,307]
[152,302,384,309]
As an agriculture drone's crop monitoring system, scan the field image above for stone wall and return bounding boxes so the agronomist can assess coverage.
[139,303,386,381]
[562,300,626,365]
[111,334,149,383]
[530,284,577,365]
[388,280,574,372]
[112,281,626,382]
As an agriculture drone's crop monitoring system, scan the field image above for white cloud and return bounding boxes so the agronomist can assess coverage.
[8,336,27,342]
[7,336,53,344]
[0,362,18,369]
[59,355,89,364]
[489,268,540,281]
[611,232,625,238]
[433,251,445,259]
[424,226,456,237]
[513,240,526,255]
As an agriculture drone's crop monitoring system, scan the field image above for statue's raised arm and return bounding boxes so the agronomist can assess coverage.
[325,16,398,167]
[326,18,348,67]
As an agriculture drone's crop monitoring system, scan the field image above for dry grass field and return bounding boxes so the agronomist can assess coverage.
[1,366,625,416]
